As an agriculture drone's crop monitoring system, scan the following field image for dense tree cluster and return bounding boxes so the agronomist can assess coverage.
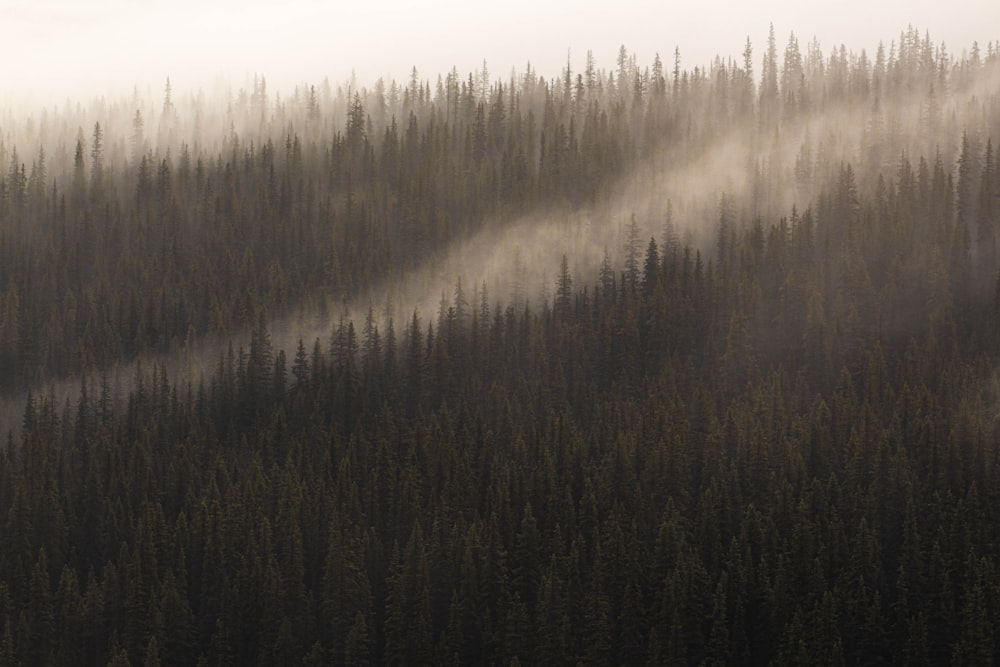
[3,28,998,394]
[1,26,1000,666]
[0,55,652,392]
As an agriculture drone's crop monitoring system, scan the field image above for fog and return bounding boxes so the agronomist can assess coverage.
[3,36,997,436]
[2,14,1000,437]
[5,10,1000,666]
[3,0,997,106]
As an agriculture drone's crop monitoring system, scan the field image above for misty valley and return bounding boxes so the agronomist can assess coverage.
[2,25,1000,665]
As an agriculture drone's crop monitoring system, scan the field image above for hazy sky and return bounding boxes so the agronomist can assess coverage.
[2,0,998,104]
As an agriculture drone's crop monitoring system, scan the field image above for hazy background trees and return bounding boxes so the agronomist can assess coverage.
[0,26,1000,665]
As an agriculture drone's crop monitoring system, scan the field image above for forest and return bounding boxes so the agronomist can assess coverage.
[1,24,1000,665]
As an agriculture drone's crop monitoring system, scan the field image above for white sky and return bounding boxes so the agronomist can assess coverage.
[1,0,998,105]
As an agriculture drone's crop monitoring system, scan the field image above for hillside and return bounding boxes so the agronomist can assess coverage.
[2,28,1000,665]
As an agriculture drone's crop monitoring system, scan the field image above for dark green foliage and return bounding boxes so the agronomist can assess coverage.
[2,30,1000,667]
[4,142,1000,661]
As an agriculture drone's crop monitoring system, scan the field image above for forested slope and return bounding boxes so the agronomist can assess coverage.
[1,26,1000,666]
[2,28,997,398]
